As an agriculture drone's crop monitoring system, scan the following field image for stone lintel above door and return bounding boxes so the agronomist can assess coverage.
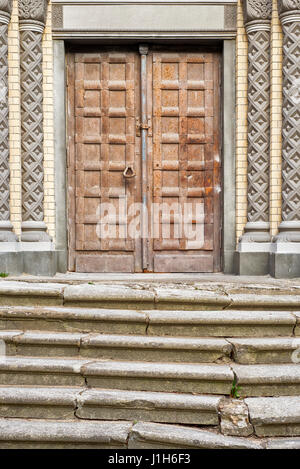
[51,1,237,39]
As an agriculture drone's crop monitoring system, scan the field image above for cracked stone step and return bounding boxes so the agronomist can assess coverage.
[0,386,83,419]
[0,307,148,334]
[64,285,230,310]
[0,282,65,306]
[76,388,222,425]
[229,337,300,364]
[229,293,300,310]
[128,422,263,449]
[245,396,300,437]
[0,418,132,449]
[147,310,296,337]
[0,307,296,337]
[232,364,300,397]
[0,330,232,363]
[0,386,222,425]
[0,357,234,393]
[82,361,234,394]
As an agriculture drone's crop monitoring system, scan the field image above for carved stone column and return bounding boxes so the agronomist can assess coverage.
[19,0,52,250]
[271,0,300,277]
[0,1,18,251]
[236,0,272,275]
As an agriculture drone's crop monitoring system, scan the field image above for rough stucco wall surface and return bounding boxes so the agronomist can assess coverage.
[7,0,55,241]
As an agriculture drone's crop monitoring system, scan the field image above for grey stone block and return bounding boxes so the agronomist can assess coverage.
[56,249,68,273]
[23,251,57,276]
[234,252,270,276]
[0,252,23,275]
[219,398,253,437]
[270,253,300,279]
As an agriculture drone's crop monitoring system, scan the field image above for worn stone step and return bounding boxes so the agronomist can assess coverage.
[229,337,300,364]
[0,386,222,425]
[246,396,300,437]
[0,386,82,419]
[233,364,300,397]
[0,282,64,306]
[0,357,89,386]
[0,306,296,337]
[128,422,263,449]
[147,310,296,337]
[0,418,132,449]
[63,284,230,310]
[82,360,234,394]
[1,282,300,312]
[0,357,234,393]
[76,388,222,425]
[0,307,148,334]
[0,330,231,363]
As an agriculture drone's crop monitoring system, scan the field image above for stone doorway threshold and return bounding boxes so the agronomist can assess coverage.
[2,272,300,290]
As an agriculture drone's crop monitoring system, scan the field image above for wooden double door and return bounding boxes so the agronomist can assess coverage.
[67,46,221,273]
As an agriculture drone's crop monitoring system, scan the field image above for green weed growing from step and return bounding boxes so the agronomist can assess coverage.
[230,377,241,399]
[0,273,9,278]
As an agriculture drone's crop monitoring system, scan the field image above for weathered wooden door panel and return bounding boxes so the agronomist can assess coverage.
[68,47,221,273]
[149,50,221,272]
[68,49,141,272]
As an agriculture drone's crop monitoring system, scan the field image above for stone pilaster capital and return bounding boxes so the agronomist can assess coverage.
[18,0,49,30]
[277,0,300,23]
[0,0,12,24]
[243,0,272,31]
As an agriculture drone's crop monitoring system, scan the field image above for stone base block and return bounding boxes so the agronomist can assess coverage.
[270,253,300,279]
[23,251,57,276]
[234,251,270,276]
[0,252,23,276]
[56,250,68,273]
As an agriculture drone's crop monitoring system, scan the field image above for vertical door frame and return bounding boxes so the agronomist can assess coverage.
[54,39,236,273]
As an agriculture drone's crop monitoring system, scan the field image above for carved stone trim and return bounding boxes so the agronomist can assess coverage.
[243,0,272,25]
[52,4,63,29]
[20,25,51,244]
[18,0,48,26]
[273,2,300,249]
[240,24,272,246]
[0,3,17,243]
[278,0,300,16]
[224,5,237,30]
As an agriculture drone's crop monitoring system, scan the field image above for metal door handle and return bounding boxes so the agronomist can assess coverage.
[123,166,136,178]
